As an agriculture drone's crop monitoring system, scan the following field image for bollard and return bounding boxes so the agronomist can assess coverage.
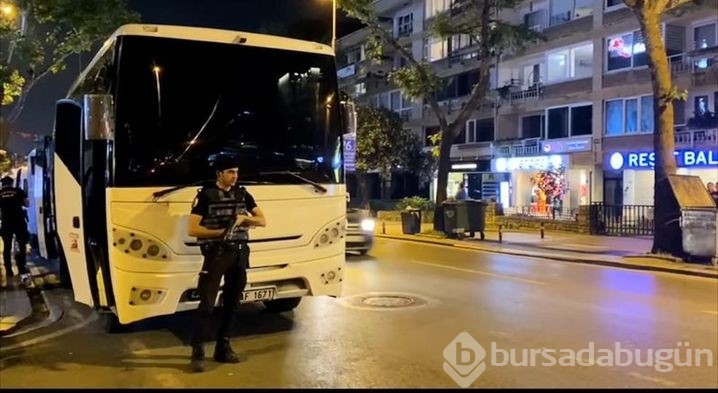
[540,222,545,239]
[498,224,503,243]
[382,221,386,234]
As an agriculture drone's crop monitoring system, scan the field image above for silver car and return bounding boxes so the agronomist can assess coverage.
[345,207,375,255]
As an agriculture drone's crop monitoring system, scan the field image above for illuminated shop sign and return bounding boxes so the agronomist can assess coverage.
[541,137,592,153]
[608,149,718,170]
[493,155,568,172]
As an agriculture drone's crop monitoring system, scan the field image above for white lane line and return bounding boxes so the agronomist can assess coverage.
[408,259,547,286]
[0,312,98,353]
[129,339,185,387]
[628,372,677,386]
[701,310,718,316]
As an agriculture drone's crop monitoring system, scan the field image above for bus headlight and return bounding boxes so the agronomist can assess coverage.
[360,219,375,232]
[313,219,346,248]
[112,227,171,261]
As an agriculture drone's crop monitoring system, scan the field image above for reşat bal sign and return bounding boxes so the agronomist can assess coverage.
[608,149,718,170]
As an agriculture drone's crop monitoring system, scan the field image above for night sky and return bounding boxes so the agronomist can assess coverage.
[8,0,361,155]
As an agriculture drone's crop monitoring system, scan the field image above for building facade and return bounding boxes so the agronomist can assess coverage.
[336,0,718,213]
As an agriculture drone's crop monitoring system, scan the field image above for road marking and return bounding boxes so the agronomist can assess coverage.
[628,372,676,386]
[701,310,718,316]
[0,311,98,353]
[409,259,547,286]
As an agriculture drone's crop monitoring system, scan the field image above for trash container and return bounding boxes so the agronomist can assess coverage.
[401,208,422,235]
[463,200,486,240]
[442,201,463,237]
[680,208,717,262]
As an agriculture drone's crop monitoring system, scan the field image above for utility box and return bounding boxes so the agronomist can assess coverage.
[665,174,717,262]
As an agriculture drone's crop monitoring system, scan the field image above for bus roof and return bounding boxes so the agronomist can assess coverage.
[68,23,335,97]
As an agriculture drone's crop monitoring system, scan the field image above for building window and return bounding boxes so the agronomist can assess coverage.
[396,13,413,37]
[476,118,494,142]
[547,50,569,81]
[547,104,592,139]
[607,30,649,71]
[524,9,547,32]
[546,43,593,83]
[604,95,654,135]
[605,0,624,9]
[521,115,544,138]
[425,36,448,62]
[425,0,450,19]
[549,0,593,27]
[694,22,717,50]
[695,95,710,115]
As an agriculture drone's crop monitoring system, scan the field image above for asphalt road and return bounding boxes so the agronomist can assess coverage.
[1,238,717,388]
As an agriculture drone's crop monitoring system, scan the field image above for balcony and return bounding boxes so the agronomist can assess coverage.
[491,137,542,157]
[495,81,544,106]
[675,128,718,148]
[450,141,493,159]
[669,49,718,87]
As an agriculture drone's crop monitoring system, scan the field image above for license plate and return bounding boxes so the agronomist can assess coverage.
[240,287,276,303]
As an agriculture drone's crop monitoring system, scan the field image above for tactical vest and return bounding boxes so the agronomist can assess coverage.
[198,185,249,244]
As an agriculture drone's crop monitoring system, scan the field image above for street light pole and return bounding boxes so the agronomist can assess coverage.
[331,0,336,51]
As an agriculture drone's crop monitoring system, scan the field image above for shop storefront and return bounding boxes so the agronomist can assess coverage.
[491,153,593,213]
[430,160,509,201]
[604,148,718,205]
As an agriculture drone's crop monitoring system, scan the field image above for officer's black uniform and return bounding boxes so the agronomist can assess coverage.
[189,161,257,369]
[0,176,30,280]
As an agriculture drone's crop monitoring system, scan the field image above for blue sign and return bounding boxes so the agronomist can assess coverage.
[343,134,356,173]
[608,149,718,170]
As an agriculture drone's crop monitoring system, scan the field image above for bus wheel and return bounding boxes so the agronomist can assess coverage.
[263,297,301,313]
[103,313,129,333]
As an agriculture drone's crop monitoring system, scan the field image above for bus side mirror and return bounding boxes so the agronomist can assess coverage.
[83,94,114,141]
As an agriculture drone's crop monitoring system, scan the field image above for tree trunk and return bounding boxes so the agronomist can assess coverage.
[0,83,7,151]
[638,9,680,255]
[433,131,453,230]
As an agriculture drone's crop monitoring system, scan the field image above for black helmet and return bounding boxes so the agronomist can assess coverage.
[208,152,239,172]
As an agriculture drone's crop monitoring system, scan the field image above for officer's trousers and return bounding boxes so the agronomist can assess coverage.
[1,226,29,276]
[190,242,249,346]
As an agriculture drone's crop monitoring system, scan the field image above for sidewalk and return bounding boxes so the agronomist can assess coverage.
[374,222,718,279]
[0,256,62,337]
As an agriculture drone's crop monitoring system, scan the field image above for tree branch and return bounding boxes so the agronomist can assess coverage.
[7,49,75,122]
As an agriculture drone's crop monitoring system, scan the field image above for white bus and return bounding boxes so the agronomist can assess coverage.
[52,24,351,331]
[26,140,60,261]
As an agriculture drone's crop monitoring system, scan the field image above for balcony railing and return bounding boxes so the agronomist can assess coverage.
[491,137,542,157]
[495,82,544,105]
[675,128,718,147]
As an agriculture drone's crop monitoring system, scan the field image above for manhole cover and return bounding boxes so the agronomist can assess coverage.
[337,292,430,310]
[360,295,415,308]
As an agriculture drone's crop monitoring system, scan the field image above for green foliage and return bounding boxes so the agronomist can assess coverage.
[356,105,429,180]
[0,0,139,120]
[341,0,541,204]
[1,69,24,105]
[395,196,435,211]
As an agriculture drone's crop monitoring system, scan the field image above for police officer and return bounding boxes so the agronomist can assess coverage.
[0,176,31,287]
[186,154,266,372]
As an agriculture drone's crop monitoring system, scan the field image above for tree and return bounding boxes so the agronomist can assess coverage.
[0,0,139,149]
[340,0,539,226]
[623,0,694,255]
[354,104,428,207]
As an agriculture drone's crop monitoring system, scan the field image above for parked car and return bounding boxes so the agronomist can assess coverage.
[346,207,375,255]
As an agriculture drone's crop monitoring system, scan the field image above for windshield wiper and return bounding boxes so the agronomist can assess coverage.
[152,179,272,201]
[258,171,328,194]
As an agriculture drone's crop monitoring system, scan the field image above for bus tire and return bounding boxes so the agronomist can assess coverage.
[263,297,301,313]
[103,313,129,333]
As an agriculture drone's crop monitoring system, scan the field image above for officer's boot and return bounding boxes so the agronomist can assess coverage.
[190,344,206,372]
[213,337,240,363]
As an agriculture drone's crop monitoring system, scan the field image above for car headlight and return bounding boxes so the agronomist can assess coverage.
[360,218,375,231]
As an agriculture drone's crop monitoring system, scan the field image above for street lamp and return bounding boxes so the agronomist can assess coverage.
[0,2,15,18]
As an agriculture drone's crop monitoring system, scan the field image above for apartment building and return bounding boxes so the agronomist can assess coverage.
[336,0,718,211]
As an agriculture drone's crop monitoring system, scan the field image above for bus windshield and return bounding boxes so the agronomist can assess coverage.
[113,35,343,187]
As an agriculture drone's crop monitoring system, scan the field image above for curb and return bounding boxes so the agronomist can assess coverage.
[0,282,63,338]
[376,234,718,280]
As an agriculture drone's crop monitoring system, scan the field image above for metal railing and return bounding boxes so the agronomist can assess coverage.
[675,128,718,147]
[502,206,578,221]
[589,203,655,236]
